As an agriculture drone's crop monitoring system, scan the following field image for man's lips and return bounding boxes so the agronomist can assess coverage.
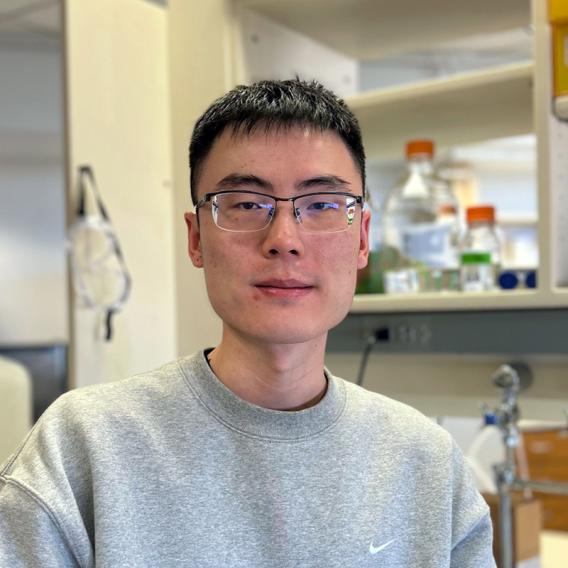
[255,279,313,289]
[254,279,314,298]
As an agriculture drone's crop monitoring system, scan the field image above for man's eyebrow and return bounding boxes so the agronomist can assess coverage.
[216,174,273,191]
[296,175,352,192]
[215,173,352,193]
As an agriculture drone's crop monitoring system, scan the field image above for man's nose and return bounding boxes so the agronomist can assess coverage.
[260,202,305,257]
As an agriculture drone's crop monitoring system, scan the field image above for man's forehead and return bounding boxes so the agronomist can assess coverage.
[193,123,363,199]
[222,122,338,146]
[204,124,354,166]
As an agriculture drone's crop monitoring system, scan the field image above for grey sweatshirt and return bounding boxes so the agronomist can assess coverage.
[0,351,495,567]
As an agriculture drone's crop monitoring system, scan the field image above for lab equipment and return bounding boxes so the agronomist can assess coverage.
[460,205,501,292]
[382,139,460,294]
[68,165,131,340]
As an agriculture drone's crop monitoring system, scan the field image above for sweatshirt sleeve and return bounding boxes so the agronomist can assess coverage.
[0,391,96,568]
[451,512,496,568]
[0,477,80,568]
[449,440,497,568]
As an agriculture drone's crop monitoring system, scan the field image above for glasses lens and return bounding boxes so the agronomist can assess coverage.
[212,192,274,231]
[295,193,357,232]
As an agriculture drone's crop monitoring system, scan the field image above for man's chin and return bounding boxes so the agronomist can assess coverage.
[228,322,329,347]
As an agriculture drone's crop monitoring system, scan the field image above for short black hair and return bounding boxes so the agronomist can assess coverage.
[188,79,366,205]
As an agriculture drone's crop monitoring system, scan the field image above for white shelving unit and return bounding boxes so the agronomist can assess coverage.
[346,62,533,159]
[352,289,568,314]
[235,0,568,313]
[237,0,529,61]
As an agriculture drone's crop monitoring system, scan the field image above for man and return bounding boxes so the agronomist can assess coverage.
[0,79,495,567]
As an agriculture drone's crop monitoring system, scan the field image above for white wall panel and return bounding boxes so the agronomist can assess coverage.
[64,0,176,386]
[168,0,235,357]
[238,8,358,96]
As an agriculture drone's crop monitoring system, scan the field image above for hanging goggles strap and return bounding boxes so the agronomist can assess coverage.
[69,165,131,341]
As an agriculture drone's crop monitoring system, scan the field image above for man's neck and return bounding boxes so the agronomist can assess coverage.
[206,330,328,411]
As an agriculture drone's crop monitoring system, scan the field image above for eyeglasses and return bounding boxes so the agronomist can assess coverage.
[195,190,364,233]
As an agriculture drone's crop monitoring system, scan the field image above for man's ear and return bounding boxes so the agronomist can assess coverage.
[184,212,203,268]
[357,208,371,270]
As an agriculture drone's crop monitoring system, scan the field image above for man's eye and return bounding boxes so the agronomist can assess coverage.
[235,201,261,210]
[309,201,339,211]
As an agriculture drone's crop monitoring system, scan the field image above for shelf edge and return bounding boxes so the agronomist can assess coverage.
[346,61,534,110]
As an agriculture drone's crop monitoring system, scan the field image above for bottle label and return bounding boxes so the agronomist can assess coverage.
[460,252,492,265]
[402,223,453,268]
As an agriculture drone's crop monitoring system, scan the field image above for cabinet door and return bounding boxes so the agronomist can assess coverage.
[522,428,568,531]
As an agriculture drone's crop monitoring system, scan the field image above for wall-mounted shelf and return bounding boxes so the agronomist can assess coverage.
[238,0,530,60]
[498,214,538,226]
[351,289,568,314]
[346,62,533,159]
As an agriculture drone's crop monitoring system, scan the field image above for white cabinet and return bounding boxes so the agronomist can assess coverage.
[231,0,568,313]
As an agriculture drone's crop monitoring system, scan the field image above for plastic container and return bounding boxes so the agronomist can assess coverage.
[459,205,501,292]
[381,139,458,294]
[498,269,537,290]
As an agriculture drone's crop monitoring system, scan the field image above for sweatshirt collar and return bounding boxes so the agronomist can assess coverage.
[179,350,346,441]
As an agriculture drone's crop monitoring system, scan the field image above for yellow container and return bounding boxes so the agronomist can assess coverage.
[549,0,568,24]
[552,24,568,96]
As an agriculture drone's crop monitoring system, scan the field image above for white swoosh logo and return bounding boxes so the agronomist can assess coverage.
[369,539,395,554]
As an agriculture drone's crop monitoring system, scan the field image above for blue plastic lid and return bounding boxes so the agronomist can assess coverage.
[498,271,519,290]
[484,413,498,425]
[525,270,537,289]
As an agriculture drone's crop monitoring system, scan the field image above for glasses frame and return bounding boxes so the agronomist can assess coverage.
[195,190,365,233]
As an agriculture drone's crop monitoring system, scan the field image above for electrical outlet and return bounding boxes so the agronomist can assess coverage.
[395,323,432,346]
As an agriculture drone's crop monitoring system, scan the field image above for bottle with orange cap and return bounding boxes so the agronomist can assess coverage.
[459,205,501,292]
[381,139,457,294]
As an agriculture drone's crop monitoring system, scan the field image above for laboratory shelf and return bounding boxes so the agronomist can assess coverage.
[345,62,533,159]
[351,289,568,314]
[237,0,529,60]
[498,214,538,227]
[219,0,563,318]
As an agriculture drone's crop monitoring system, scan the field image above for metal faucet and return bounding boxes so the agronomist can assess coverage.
[484,364,523,568]
[484,363,568,568]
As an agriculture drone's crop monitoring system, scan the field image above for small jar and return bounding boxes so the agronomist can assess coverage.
[459,205,501,292]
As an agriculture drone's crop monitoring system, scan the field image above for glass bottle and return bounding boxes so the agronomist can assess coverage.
[431,172,462,291]
[459,205,501,292]
[381,139,449,293]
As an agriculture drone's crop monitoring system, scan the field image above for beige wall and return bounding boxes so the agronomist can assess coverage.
[64,0,176,387]
[326,352,568,421]
[168,0,238,356]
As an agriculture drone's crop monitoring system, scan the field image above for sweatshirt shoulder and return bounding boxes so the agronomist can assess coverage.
[338,376,453,448]
[1,357,197,477]
[48,357,193,418]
